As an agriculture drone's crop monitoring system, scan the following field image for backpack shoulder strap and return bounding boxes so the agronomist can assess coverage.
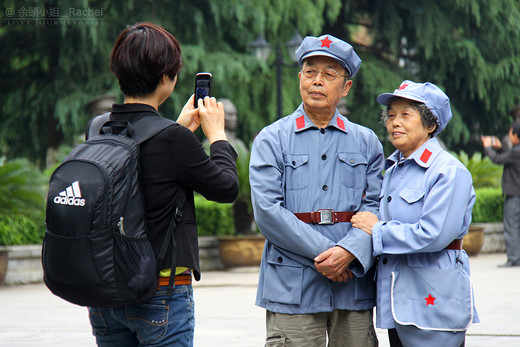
[156,187,188,296]
[131,116,176,144]
[88,113,176,143]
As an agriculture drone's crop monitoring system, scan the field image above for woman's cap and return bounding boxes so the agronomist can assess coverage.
[295,34,361,78]
[377,80,453,134]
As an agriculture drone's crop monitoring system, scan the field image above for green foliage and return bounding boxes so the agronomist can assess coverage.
[0,214,44,246]
[0,159,46,245]
[451,151,503,188]
[194,194,235,236]
[0,159,46,217]
[363,0,520,145]
[235,142,252,202]
[472,187,504,223]
[1,0,520,168]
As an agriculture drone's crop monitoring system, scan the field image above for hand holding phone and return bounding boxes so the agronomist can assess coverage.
[197,96,227,144]
[194,72,212,108]
[176,95,201,133]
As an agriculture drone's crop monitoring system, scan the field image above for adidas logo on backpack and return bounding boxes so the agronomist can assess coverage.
[43,113,184,308]
[53,181,85,206]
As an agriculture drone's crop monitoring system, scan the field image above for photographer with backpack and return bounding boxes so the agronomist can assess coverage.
[44,22,238,346]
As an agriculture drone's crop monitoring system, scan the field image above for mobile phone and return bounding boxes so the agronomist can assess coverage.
[194,72,212,108]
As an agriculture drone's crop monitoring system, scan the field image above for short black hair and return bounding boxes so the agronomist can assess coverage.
[380,97,438,136]
[110,22,182,97]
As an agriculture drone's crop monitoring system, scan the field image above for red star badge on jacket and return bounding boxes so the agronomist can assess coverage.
[425,294,436,305]
[321,36,332,48]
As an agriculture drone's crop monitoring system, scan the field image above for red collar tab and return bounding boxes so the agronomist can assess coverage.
[337,117,345,130]
[296,115,305,130]
[420,149,432,163]
[321,36,332,48]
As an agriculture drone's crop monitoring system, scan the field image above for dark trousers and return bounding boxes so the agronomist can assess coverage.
[504,196,520,263]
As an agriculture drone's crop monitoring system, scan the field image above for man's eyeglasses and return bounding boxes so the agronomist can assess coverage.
[301,68,348,82]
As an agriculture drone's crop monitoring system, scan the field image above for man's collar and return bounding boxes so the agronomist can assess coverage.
[293,104,348,133]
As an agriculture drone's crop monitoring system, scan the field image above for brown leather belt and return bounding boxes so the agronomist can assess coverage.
[294,209,354,225]
[445,239,463,250]
[295,210,463,250]
[158,274,192,287]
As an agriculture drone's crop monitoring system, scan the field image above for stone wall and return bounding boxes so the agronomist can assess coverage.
[199,236,224,271]
[475,222,506,253]
[2,245,43,285]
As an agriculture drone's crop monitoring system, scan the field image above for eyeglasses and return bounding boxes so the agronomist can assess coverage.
[301,68,348,82]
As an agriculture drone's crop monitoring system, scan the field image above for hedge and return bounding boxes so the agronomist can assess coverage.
[194,194,235,236]
[0,214,45,246]
[472,187,504,223]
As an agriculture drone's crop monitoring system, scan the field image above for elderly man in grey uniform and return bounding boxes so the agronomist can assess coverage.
[249,34,384,346]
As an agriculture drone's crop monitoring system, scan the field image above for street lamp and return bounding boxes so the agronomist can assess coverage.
[249,31,303,117]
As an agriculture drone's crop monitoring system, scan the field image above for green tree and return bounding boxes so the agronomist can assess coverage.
[1,0,519,165]
[339,0,520,151]
[0,158,46,245]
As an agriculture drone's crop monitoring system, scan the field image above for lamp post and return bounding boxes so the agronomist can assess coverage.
[249,31,303,117]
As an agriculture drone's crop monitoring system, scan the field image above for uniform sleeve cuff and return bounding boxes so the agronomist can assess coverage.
[372,221,385,256]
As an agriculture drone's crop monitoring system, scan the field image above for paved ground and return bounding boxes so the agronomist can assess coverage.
[0,252,518,346]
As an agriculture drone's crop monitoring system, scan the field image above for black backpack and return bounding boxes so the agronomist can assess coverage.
[43,113,185,307]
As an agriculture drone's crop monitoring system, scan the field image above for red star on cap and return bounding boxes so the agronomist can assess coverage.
[399,83,409,90]
[321,36,332,48]
[425,294,436,306]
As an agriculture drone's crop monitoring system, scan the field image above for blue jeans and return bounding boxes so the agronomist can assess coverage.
[88,285,194,346]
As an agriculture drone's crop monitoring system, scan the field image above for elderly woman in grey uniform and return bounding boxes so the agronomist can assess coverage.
[352,81,479,347]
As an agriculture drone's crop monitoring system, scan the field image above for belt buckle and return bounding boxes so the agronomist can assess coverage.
[318,209,334,225]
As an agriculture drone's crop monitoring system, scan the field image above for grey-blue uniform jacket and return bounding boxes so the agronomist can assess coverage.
[250,104,384,314]
[372,137,479,330]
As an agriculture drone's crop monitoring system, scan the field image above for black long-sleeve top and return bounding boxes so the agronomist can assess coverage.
[87,103,239,280]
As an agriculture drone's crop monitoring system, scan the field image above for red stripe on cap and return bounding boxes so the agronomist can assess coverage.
[296,115,305,129]
[337,117,345,130]
[420,149,432,163]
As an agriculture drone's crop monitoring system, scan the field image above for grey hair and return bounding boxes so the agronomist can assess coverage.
[380,98,438,136]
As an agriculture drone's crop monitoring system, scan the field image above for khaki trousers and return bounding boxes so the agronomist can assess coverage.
[265,309,378,347]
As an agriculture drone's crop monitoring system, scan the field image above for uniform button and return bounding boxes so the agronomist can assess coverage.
[320,128,326,134]
[322,185,328,191]
[398,162,404,167]
[321,154,327,160]
[387,196,392,202]
[350,159,355,164]
[382,258,388,265]
[278,257,283,263]
[292,160,296,166]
